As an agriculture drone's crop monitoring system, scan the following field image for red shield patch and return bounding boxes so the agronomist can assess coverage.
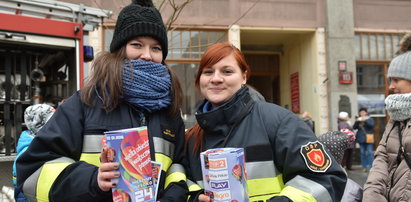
[300,141,331,172]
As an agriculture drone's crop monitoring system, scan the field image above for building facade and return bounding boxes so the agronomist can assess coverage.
[71,0,411,138]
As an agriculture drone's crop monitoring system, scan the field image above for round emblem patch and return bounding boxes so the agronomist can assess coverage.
[300,141,332,172]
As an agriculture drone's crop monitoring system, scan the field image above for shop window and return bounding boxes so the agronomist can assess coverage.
[355,32,404,61]
[168,30,226,60]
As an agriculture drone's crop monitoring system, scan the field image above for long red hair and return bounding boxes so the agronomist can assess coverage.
[185,42,250,154]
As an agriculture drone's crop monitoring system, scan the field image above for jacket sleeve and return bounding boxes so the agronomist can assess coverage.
[353,120,360,130]
[364,118,375,132]
[16,92,111,202]
[264,107,347,202]
[363,125,391,201]
[158,114,188,201]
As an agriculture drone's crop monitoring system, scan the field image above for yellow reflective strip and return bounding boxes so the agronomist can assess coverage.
[155,153,172,172]
[188,183,202,192]
[165,172,186,188]
[37,162,71,202]
[281,186,317,202]
[80,153,101,167]
[247,175,283,200]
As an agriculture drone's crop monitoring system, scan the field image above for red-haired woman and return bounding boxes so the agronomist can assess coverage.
[185,42,346,202]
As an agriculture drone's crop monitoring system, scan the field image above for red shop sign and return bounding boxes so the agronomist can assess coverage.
[290,72,300,113]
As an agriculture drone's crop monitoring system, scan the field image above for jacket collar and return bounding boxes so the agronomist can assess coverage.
[195,86,253,137]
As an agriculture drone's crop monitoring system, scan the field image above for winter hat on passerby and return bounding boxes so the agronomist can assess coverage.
[338,111,349,120]
[24,104,56,134]
[317,131,351,164]
[387,34,411,81]
[110,0,168,59]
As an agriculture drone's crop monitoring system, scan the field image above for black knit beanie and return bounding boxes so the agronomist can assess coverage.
[110,0,168,60]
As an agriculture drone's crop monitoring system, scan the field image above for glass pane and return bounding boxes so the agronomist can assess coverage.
[356,64,385,93]
[216,32,226,43]
[168,63,201,128]
[392,34,400,56]
[377,34,385,60]
[356,64,386,116]
[386,34,393,59]
[191,31,200,58]
[354,34,361,60]
[170,31,182,59]
[181,31,191,59]
[361,34,369,60]
[369,34,377,60]
[104,28,114,52]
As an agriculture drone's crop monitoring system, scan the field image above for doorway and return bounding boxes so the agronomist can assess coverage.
[244,53,280,104]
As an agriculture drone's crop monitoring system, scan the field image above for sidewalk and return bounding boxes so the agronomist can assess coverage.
[346,164,370,188]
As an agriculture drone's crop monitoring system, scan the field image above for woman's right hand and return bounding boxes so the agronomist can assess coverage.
[198,194,212,202]
[98,148,120,192]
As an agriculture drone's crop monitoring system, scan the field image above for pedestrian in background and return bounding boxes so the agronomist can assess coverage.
[12,104,55,202]
[185,42,347,202]
[363,33,411,201]
[353,108,375,172]
[16,0,188,201]
[338,111,355,170]
[301,111,315,133]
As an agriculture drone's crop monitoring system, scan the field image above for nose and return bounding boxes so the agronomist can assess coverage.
[210,72,223,83]
[388,81,395,91]
[139,47,152,61]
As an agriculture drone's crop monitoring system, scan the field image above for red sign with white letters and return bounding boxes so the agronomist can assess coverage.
[339,72,353,84]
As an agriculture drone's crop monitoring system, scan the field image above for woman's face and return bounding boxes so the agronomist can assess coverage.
[125,36,163,63]
[389,77,411,94]
[199,53,247,107]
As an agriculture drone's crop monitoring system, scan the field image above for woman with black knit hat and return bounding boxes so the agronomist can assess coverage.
[16,0,188,201]
[363,33,411,201]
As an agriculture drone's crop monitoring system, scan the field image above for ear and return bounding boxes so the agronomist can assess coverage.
[242,70,247,85]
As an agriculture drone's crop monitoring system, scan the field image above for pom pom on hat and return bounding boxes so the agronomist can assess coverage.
[110,0,168,59]
[387,34,411,81]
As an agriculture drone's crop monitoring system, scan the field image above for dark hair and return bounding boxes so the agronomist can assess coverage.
[359,108,367,113]
[80,46,182,116]
[186,42,250,154]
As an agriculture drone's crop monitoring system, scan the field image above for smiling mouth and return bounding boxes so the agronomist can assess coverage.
[209,88,224,92]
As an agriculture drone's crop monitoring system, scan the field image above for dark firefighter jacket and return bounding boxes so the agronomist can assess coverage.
[16,91,187,202]
[186,86,347,202]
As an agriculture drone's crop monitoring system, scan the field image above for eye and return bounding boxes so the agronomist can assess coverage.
[152,46,162,52]
[202,69,213,75]
[222,69,234,74]
[129,42,142,48]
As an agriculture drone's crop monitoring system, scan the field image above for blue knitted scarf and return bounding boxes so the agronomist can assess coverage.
[122,60,172,112]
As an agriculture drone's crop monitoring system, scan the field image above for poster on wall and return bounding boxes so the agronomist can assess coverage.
[357,94,385,117]
[290,72,300,113]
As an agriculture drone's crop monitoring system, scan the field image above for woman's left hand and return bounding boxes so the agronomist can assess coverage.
[98,148,120,192]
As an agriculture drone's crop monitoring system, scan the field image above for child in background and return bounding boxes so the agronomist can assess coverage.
[318,129,363,202]
[12,104,55,202]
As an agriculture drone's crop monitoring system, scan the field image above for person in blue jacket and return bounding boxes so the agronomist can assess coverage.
[13,104,55,202]
[353,108,375,172]
[16,0,188,201]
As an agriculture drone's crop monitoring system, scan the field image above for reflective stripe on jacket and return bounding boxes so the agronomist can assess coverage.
[186,86,346,202]
[17,91,187,201]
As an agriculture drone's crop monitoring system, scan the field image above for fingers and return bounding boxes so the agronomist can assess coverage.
[198,194,211,202]
[100,148,109,163]
[98,162,120,192]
